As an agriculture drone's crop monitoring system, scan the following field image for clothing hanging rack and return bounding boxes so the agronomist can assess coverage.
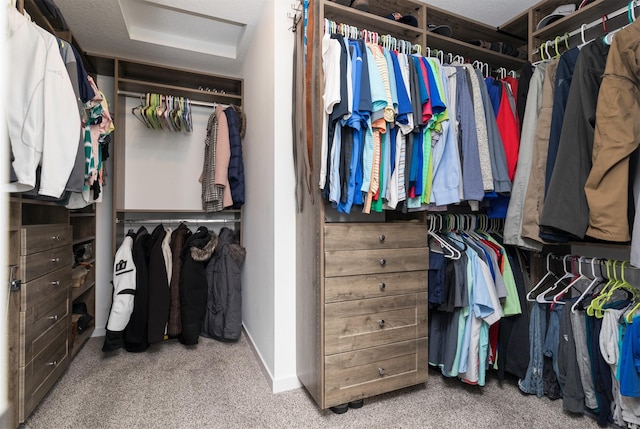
[323,18,422,54]
[116,218,240,224]
[540,252,640,288]
[532,1,640,56]
[117,90,220,108]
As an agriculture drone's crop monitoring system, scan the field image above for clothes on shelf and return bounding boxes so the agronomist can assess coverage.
[319,29,523,215]
[505,18,640,248]
[7,6,113,208]
[426,215,529,386]
[201,104,246,212]
[103,224,245,352]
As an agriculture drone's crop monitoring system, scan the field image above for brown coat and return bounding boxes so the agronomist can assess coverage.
[585,19,640,241]
[167,224,191,338]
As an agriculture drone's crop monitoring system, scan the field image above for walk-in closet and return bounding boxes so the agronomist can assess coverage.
[2,0,640,428]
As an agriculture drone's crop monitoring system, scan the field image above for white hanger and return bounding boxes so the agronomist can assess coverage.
[427,216,461,260]
[527,253,557,302]
[553,256,588,304]
[537,255,574,304]
[571,257,603,313]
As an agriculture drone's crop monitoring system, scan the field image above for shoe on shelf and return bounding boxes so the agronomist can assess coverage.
[350,0,369,12]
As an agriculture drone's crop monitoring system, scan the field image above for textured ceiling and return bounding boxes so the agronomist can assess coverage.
[54,0,538,76]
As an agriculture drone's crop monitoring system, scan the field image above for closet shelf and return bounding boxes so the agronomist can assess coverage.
[497,9,529,42]
[118,78,242,105]
[73,236,96,245]
[324,1,425,42]
[531,0,629,41]
[69,213,95,218]
[427,4,526,48]
[73,281,96,301]
[71,326,94,359]
[426,33,526,71]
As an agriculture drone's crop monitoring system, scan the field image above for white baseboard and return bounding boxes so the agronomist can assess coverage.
[242,325,301,394]
[91,327,106,337]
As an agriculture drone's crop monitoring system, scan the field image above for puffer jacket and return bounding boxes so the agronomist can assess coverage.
[179,227,217,345]
[202,227,246,342]
[225,106,245,209]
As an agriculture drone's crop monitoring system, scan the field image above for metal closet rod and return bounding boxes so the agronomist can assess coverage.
[117,90,225,108]
[116,218,240,224]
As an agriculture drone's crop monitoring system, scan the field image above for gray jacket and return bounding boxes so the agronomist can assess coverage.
[202,227,246,342]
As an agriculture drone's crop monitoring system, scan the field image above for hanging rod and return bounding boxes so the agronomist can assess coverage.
[117,90,223,108]
[116,217,240,224]
[532,2,639,55]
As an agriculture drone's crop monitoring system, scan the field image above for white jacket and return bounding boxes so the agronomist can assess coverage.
[107,236,137,332]
[7,8,80,198]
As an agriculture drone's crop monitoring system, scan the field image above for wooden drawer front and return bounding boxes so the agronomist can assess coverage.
[325,248,428,277]
[324,338,428,408]
[20,266,71,311]
[21,290,69,366]
[324,223,427,251]
[19,246,72,283]
[325,293,427,355]
[20,329,69,419]
[20,225,72,255]
[325,271,427,303]
[22,314,69,367]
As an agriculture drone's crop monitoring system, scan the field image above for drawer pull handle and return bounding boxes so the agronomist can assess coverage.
[46,360,58,367]
[378,368,385,376]
[379,259,386,266]
[379,283,386,290]
[51,235,61,241]
[379,234,386,242]
[50,258,60,264]
[48,315,58,322]
[50,280,60,286]
[378,319,385,328]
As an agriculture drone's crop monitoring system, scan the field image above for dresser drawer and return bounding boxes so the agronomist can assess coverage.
[20,329,69,419]
[20,290,69,366]
[19,266,71,312]
[325,248,428,277]
[324,223,426,251]
[325,271,427,303]
[324,338,428,407]
[325,293,427,355]
[19,246,72,283]
[20,225,72,256]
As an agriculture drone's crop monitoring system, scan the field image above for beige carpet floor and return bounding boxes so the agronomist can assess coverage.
[22,333,601,429]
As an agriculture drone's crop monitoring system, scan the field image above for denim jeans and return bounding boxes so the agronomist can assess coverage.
[519,302,546,397]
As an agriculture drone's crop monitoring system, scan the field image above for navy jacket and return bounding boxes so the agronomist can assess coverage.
[224,107,245,209]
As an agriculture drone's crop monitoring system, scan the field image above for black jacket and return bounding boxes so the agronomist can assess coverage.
[179,227,217,345]
[168,224,191,338]
[202,227,246,342]
[147,225,169,344]
[124,226,151,352]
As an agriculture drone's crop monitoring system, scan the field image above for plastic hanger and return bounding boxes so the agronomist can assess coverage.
[537,255,574,304]
[427,216,461,260]
[553,256,587,304]
[586,260,618,317]
[572,257,603,313]
[526,253,558,302]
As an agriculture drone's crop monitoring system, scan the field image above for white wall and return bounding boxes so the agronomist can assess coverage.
[240,0,299,393]
[93,75,115,337]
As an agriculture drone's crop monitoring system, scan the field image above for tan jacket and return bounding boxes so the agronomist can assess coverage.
[585,19,640,241]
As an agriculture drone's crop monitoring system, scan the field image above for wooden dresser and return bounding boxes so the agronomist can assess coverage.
[15,223,73,421]
[7,199,85,427]
[298,220,429,409]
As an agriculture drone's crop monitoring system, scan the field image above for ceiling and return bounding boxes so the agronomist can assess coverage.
[54,0,539,76]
